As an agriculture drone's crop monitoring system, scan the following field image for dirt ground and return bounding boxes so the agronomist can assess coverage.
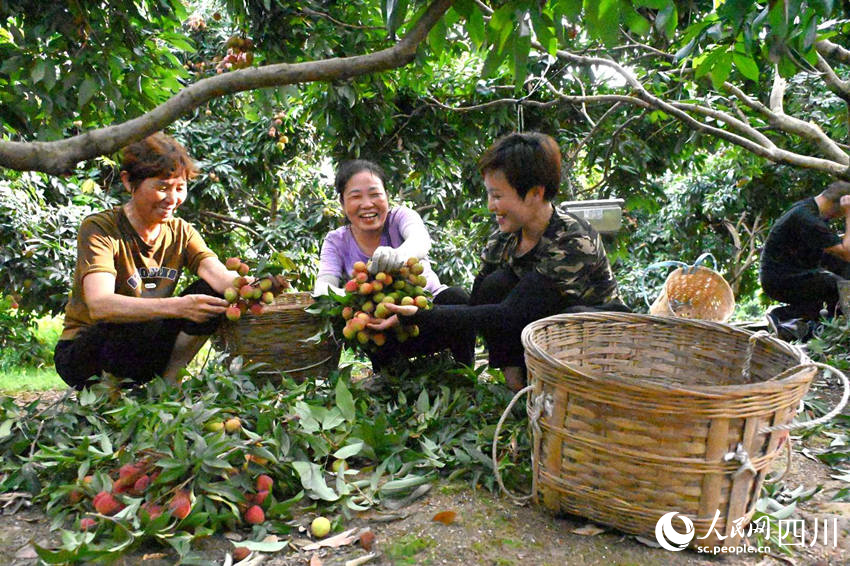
[2,386,850,566]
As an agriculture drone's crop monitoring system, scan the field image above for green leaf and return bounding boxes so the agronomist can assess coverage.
[655,2,678,39]
[732,52,759,81]
[481,44,507,78]
[78,77,97,108]
[322,407,346,430]
[556,0,583,20]
[0,418,13,439]
[335,379,356,421]
[512,27,530,91]
[710,51,732,89]
[238,540,289,552]
[291,461,339,501]
[586,0,620,46]
[622,2,651,36]
[634,0,670,8]
[466,7,486,46]
[333,441,364,460]
[386,0,409,37]
[428,17,447,57]
[159,31,195,52]
[31,60,46,84]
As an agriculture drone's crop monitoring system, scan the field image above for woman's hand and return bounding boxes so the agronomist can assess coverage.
[369,246,404,273]
[181,294,229,323]
[366,302,418,331]
[841,194,850,216]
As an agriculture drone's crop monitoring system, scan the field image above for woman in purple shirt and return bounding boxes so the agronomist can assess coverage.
[314,160,472,371]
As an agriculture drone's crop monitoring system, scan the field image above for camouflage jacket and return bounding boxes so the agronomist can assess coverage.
[478,203,623,307]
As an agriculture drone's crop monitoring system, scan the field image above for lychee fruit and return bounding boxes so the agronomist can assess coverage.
[244,504,265,524]
[256,474,273,492]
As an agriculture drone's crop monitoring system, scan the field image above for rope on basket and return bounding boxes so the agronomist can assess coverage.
[492,385,549,505]
[741,330,771,382]
[725,361,849,478]
[758,362,849,434]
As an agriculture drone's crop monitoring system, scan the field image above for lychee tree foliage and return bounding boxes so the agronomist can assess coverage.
[0,358,528,562]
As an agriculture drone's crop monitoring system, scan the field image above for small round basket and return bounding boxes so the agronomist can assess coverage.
[649,265,735,322]
[214,292,340,382]
[519,312,819,548]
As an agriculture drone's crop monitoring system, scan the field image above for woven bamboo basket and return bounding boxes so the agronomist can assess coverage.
[214,292,340,382]
[649,265,735,322]
[516,312,820,548]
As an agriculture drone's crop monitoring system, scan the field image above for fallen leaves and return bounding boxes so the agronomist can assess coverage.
[302,528,358,551]
[571,523,605,536]
[432,510,457,525]
[359,530,375,551]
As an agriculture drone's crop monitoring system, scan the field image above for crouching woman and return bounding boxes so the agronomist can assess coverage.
[369,132,629,390]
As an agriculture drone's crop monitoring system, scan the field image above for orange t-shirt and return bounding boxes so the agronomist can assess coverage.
[60,206,216,340]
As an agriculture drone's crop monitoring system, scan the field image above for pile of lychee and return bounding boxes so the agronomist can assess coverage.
[223,257,289,322]
[70,458,276,531]
[338,257,431,350]
[70,459,191,530]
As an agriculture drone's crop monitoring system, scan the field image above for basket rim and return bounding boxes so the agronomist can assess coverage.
[521,311,813,397]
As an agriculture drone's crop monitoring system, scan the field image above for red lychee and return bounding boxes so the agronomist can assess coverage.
[244,504,265,524]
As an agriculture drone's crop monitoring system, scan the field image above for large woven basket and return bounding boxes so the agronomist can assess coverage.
[214,292,340,381]
[519,312,816,547]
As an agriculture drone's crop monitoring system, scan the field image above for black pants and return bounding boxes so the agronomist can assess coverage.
[369,285,473,371]
[54,280,223,390]
[469,268,629,369]
[762,253,850,320]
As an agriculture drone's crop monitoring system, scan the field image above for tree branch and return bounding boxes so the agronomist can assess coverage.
[816,39,850,66]
[530,41,850,177]
[0,0,452,175]
[815,52,850,103]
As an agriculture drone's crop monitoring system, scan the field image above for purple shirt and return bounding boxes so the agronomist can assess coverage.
[318,206,446,294]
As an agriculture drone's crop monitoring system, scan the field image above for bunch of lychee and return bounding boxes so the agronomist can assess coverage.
[216,35,254,73]
[223,257,289,322]
[339,257,431,350]
[239,474,273,526]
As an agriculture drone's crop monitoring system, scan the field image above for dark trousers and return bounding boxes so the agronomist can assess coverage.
[54,280,222,390]
[470,268,629,369]
[763,253,850,320]
[369,285,474,371]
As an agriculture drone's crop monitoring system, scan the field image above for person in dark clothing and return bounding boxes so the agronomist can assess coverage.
[369,132,628,390]
[760,181,850,334]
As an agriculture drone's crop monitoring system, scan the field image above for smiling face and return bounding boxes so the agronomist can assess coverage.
[125,173,188,226]
[484,168,538,233]
[341,169,389,234]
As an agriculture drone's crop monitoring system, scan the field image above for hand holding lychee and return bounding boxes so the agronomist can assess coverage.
[222,256,290,322]
[337,257,430,350]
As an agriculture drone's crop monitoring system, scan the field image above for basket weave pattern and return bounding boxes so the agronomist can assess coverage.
[522,312,814,547]
[214,292,340,381]
[649,266,735,322]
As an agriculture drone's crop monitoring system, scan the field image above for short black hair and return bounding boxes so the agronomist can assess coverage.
[477,132,561,200]
[820,181,850,205]
[334,159,387,199]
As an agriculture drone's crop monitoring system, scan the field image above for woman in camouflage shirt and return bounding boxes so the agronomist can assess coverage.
[371,132,628,390]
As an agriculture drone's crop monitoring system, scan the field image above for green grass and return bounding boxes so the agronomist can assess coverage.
[0,365,66,392]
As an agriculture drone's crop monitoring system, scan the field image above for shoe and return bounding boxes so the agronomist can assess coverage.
[765,311,781,337]
[357,372,391,394]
